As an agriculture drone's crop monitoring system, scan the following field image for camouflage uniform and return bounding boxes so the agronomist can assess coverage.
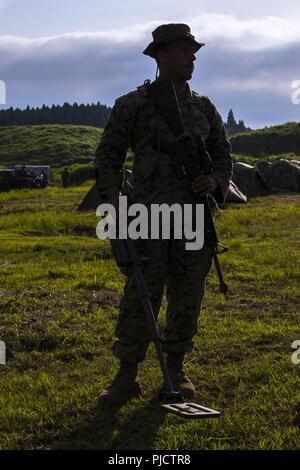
[95,79,233,364]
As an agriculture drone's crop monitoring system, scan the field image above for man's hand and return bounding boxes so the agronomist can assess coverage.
[104,185,121,209]
[191,175,218,195]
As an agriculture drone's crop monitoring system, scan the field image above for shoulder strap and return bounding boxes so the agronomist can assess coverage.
[136,82,148,97]
[191,90,216,127]
[142,78,186,138]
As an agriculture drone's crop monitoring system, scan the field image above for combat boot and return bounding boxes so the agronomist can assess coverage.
[165,352,195,399]
[99,360,143,406]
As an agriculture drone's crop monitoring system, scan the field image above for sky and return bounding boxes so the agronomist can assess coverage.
[0,0,300,128]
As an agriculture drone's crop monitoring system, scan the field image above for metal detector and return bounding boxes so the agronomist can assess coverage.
[120,237,221,420]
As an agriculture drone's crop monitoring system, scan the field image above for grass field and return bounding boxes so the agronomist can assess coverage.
[0,185,299,450]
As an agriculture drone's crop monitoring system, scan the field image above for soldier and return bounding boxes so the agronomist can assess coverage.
[95,23,233,405]
[61,167,70,188]
[38,170,48,188]
[20,165,28,177]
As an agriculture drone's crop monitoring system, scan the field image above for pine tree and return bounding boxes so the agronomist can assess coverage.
[237,119,246,133]
[226,109,237,133]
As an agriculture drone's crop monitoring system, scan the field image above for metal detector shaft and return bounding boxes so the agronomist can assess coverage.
[125,238,174,395]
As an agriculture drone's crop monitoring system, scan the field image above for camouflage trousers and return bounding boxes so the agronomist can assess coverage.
[112,236,213,364]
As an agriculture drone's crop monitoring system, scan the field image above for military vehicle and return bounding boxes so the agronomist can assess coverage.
[0,165,49,192]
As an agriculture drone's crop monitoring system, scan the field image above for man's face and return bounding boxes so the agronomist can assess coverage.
[156,38,197,81]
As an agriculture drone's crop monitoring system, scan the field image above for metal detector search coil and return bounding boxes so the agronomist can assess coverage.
[160,402,221,419]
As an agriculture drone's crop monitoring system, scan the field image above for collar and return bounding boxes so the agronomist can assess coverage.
[176,82,193,105]
[139,78,194,103]
[182,82,193,102]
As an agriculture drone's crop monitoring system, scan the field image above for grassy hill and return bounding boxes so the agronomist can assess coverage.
[0,125,103,168]
[0,124,135,184]
[1,123,300,184]
[230,122,300,157]
[0,186,299,449]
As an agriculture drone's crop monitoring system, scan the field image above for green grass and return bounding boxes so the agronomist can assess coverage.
[0,187,299,450]
[0,124,103,168]
[231,121,300,157]
[231,153,300,166]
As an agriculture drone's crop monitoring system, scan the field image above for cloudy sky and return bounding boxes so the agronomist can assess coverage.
[0,0,300,128]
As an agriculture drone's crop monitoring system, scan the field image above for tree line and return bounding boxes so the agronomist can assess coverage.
[0,102,249,135]
[0,102,111,127]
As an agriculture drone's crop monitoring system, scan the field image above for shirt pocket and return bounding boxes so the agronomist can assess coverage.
[191,106,211,141]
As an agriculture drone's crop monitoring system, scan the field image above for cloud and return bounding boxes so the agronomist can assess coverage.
[190,14,300,50]
[0,0,14,9]
[0,13,300,127]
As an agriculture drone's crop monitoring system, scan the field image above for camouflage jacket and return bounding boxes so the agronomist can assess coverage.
[95,79,233,205]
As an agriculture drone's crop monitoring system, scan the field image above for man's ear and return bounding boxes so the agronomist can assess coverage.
[155,49,162,66]
[156,44,169,66]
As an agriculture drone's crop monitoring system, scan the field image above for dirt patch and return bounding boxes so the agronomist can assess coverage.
[81,289,120,308]
[22,230,60,237]
[71,225,95,237]
[271,194,300,205]
[0,288,120,317]
[251,337,284,352]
